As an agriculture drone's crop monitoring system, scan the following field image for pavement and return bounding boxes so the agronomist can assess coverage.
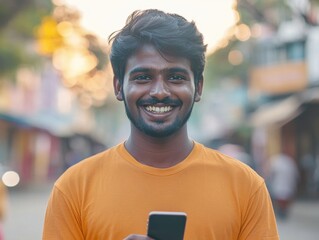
[276,200,319,240]
[3,183,54,240]
[2,182,319,240]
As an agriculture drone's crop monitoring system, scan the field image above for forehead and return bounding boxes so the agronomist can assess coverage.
[125,44,192,74]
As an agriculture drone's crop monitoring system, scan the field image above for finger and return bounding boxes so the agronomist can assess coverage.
[123,234,154,240]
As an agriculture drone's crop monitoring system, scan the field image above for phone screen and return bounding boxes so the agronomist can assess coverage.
[147,211,187,240]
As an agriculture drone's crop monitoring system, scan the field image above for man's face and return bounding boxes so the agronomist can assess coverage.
[114,44,203,138]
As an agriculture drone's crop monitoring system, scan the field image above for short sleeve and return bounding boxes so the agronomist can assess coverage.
[42,185,84,240]
[239,182,279,240]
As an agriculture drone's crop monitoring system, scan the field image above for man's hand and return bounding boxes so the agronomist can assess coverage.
[123,234,154,240]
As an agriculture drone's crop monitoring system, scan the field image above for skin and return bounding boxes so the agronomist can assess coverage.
[113,44,203,238]
[123,235,154,240]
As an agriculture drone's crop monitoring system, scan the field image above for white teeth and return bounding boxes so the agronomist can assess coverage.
[145,106,172,113]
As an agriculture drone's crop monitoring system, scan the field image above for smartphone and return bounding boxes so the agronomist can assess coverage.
[147,211,187,240]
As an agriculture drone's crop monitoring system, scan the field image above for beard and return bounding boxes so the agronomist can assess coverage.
[123,98,194,138]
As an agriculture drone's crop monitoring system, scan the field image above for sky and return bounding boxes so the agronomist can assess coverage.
[60,0,237,53]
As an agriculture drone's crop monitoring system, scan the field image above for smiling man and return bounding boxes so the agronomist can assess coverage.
[120,45,197,139]
[43,9,279,240]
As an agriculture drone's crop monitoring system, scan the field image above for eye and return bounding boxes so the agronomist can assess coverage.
[168,74,186,82]
[132,74,151,82]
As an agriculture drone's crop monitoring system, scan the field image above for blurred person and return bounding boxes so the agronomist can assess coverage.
[43,9,279,240]
[218,143,255,169]
[300,153,319,196]
[300,153,317,195]
[0,181,7,240]
[269,153,299,220]
[64,137,91,170]
[315,156,319,194]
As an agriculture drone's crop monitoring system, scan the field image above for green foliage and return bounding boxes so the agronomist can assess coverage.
[12,6,49,38]
[237,0,290,28]
[204,40,249,88]
[0,39,23,75]
[204,0,293,89]
[0,0,53,79]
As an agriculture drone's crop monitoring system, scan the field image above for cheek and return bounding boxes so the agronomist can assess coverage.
[123,84,145,102]
[177,85,197,101]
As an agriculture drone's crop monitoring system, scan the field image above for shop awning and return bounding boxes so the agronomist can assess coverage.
[0,111,74,137]
[0,112,29,127]
[250,96,302,127]
[26,112,74,137]
[250,88,319,127]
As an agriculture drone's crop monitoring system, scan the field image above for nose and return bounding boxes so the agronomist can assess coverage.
[149,78,171,100]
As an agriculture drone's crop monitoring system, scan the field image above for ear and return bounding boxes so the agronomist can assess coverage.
[194,77,203,102]
[113,76,124,101]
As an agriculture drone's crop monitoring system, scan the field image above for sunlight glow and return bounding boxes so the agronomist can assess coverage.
[61,0,237,53]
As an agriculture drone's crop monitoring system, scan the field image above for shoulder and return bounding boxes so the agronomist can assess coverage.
[54,143,124,191]
[194,142,264,184]
[67,144,119,170]
[192,142,268,207]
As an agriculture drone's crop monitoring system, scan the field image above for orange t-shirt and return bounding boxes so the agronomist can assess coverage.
[43,142,279,239]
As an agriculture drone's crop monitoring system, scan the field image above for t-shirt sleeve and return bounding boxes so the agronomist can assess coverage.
[239,181,279,240]
[42,184,83,240]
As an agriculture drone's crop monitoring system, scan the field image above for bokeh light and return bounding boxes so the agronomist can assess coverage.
[235,24,251,41]
[228,50,244,65]
[2,171,20,187]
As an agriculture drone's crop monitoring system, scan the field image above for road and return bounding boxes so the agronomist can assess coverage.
[3,183,53,240]
[3,182,319,240]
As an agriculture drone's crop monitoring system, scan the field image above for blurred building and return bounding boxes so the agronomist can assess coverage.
[0,62,107,186]
[0,1,119,187]
[248,16,319,199]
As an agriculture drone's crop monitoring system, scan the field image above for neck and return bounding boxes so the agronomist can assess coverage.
[125,125,194,168]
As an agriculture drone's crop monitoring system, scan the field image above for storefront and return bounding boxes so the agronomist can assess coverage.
[250,88,319,199]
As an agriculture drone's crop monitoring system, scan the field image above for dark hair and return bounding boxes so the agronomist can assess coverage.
[108,9,207,85]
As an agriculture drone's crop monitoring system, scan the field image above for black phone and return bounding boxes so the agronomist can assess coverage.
[147,211,187,240]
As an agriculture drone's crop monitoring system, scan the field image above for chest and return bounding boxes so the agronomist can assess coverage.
[81,169,243,239]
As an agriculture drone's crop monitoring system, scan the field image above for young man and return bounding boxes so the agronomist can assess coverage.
[43,9,279,240]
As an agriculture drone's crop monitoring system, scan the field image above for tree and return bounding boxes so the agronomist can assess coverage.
[205,0,295,87]
[0,0,53,78]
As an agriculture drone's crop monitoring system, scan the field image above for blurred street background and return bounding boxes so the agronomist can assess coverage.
[3,182,319,239]
[1,0,319,239]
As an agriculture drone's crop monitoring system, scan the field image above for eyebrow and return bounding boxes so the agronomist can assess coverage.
[129,67,151,75]
[129,67,190,75]
[167,67,190,75]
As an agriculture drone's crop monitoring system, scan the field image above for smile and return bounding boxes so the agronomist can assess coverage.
[145,105,173,113]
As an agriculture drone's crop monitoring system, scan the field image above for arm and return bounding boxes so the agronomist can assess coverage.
[42,185,84,240]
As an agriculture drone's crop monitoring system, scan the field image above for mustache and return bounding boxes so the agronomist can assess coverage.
[137,97,182,106]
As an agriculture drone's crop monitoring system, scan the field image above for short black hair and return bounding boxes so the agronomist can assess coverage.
[108,9,207,85]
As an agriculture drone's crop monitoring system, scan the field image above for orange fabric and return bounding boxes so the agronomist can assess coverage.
[43,142,279,240]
